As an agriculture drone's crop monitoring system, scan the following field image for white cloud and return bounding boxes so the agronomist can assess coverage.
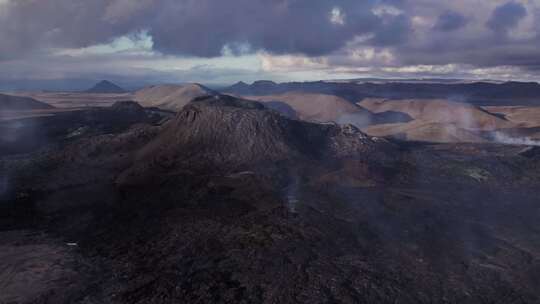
[260,53,328,72]
[372,5,403,17]
[56,31,154,57]
[330,7,345,25]
[346,47,396,66]
[382,64,459,74]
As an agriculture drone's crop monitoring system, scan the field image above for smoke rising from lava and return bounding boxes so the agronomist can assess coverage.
[492,131,540,146]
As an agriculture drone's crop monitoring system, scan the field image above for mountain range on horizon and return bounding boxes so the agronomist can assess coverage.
[223,79,540,106]
[2,77,540,93]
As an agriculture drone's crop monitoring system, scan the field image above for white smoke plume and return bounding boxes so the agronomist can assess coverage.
[285,171,300,214]
[491,131,540,146]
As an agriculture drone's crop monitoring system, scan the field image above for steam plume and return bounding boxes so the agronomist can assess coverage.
[491,131,540,146]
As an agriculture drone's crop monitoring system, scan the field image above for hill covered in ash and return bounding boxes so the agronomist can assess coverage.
[2,95,540,303]
[134,83,217,112]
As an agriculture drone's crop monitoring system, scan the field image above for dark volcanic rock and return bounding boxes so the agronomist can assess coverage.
[3,95,540,304]
[124,95,390,172]
[117,95,393,186]
[519,146,540,158]
[0,101,163,156]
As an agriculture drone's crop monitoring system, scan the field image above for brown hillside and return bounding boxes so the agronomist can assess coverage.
[360,98,512,131]
[246,92,375,126]
[134,83,216,111]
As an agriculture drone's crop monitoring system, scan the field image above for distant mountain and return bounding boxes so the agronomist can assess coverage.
[223,80,540,106]
[332,78,505,84]
[0,93,54,110]
[226,80,282,96]
[133,83,216,111]
[227,81,250,93]
[85,80,126,94]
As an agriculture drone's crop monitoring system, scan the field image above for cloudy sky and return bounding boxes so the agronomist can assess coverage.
[1,0,539,89]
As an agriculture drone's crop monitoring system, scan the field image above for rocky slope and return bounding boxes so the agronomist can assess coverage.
[118,95,393,185]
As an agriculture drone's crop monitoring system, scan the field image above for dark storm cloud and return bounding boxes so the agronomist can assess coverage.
[486,1,527,33]
[148,0,376,57]
[0,0,146,60]
[398,43,540,69]
[434,11,468,32]
[1,0,540,82]
[147,0,415,57]
[367,1,540,73]
[0,0,412,59]
[370,14,411,46]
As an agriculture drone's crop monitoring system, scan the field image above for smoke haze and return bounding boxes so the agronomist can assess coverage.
[492,131,540,146]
